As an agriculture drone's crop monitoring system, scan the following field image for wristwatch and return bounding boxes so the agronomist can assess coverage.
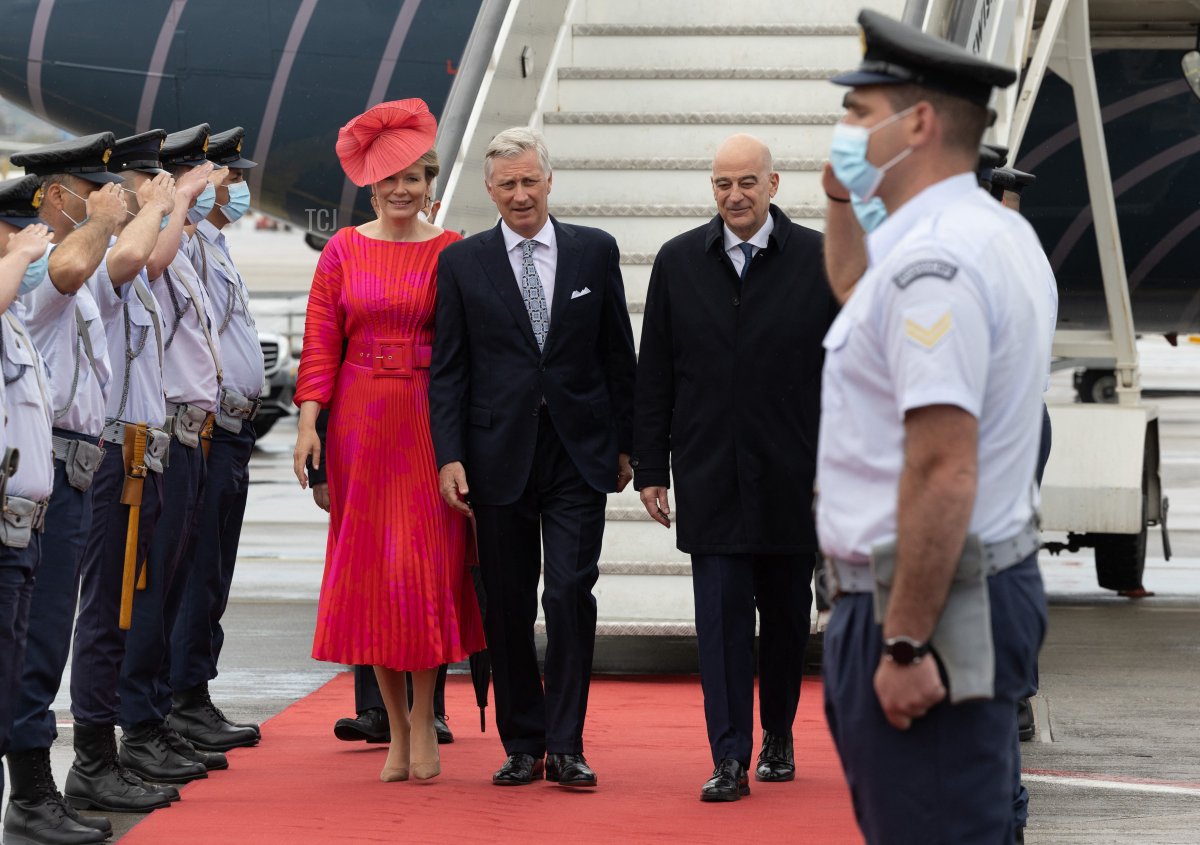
[883,636,931,666]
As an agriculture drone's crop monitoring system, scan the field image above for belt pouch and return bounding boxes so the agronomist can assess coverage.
[65,439,106,492]
[144,430,170,473]
[1,496,36,549]
[174,407,204,449]
[869,534,994,703]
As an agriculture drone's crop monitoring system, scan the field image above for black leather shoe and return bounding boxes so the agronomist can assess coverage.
[168,686,259,752]
[119,723,208,785]
[545,754,597,788]
[434,713,454,744]
[160,723,229,771]
[700,759,750,802]
[4,747,108,844]
[755,731,795,782]
[334,708,390,744]
[1017,697,1035,742]
[492,753,544,786]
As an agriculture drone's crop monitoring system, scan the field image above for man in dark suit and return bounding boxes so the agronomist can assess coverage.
[430,127,636,788]
[634,134,838,802]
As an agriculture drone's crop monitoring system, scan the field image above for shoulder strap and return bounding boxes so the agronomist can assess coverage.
[169,256,224,385]
[131,277,163,366]
[74,305,104,385]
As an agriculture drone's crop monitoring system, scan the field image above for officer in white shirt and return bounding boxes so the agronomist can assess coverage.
[816,11,1051,844]
[1,154,126,845]
[0,239,55,812]
[102,129,232,785]
[167,127,264,752]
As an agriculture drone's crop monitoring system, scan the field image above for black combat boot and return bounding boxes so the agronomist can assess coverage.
[63,723,175,813]
[118,723,208,784]
[158,722,228,771]
[167,684,259,751]
[3,747,108,844]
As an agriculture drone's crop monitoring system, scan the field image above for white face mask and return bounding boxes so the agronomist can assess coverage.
[58,185,91,229]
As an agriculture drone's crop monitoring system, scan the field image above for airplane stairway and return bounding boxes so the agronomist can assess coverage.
[525,0,907,643]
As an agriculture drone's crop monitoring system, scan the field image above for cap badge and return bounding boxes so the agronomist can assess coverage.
[101,148,112,164]
[202,137,209,153]
[236,140,242,153]
[31,185,44,210]
[859,28,867,56]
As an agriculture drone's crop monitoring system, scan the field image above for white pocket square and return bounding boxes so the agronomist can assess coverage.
[570,287,591,300]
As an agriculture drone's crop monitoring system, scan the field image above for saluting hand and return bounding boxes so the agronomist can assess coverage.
[438,461,473,517]
[86,183,127,228]
[821,161,851,203]
[176,161,215,207]
[6,224,53,261]
[139,171,176,217]
[874,654,947,731]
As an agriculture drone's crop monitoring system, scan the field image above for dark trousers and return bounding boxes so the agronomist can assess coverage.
[0,536,41,796]
[352,664,449,714]
[72,448,162,727]
[690,552,815,767]
[471,410,605,757]
[824,555,1047,845]
[120,439,205,728]
[10,432,96,752]
[170,421,255,692]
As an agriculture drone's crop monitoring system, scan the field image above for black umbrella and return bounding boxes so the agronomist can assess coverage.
[467,540,490,732]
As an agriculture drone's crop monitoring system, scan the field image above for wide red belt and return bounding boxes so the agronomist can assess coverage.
[345,338,432,377]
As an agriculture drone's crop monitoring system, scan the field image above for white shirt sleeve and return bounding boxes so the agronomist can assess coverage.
[877,254,991,419]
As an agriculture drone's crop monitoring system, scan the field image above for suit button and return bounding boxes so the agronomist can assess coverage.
[732,296,740,306]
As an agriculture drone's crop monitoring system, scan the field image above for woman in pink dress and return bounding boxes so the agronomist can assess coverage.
[292,99,484,783]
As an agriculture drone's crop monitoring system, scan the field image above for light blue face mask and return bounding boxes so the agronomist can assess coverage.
[219,181,251,223]
[829,106,916,200]
[851,194,888,233]
[19,244,51,295]
[188,183,216,224]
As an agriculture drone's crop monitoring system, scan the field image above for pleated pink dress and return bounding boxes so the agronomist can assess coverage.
[295,226,484,671]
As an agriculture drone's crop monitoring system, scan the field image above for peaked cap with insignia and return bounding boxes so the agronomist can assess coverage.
[109,129,168,175]
[207,127,257,169]
[162,124,212,168]
[0,174,46,228]
[10,132,124,184]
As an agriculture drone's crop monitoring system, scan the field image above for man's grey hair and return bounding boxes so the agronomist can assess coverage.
[484,127,552,183]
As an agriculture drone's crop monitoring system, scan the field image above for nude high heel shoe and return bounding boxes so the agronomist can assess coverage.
[411,723,441,781]
[380,727,410,782]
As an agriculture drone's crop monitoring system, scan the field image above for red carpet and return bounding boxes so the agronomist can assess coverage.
[122,674,862,844]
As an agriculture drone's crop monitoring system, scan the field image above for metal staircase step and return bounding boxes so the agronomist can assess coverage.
[543,111,841,125]
[555,75,843,111]
[554,156,825,170]
[571,24,860,36]
[577,0,906,26]
[557,66,846,80]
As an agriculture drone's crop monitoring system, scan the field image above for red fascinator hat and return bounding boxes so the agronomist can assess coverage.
[336,98,437,187]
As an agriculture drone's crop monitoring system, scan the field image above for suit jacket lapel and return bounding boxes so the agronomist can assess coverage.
[476,223,540,353]
[545,217,581,355]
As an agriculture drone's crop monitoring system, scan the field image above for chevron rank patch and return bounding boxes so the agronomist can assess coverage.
[904,310,954,350]
[893,259,958,290]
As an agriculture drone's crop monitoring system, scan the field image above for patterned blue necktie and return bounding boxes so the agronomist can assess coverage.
[738,242,755,280]
[519,239,550,350]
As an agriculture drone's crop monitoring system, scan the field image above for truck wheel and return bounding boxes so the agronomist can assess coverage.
[1075,368,1117,404]
[1092,491,1147,591]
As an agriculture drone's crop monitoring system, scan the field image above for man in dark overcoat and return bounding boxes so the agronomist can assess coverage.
[633,133,838,802]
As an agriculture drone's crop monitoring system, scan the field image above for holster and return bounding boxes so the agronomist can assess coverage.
[54,437,106,492]
[870,534,994,704]
[199,414,215,461]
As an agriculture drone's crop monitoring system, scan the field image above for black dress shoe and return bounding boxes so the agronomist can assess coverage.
[333,708,390,744]
[1017,697,1035,742]
[545,754,597,788]
[119,723,208,785]
[434,713,454,744]
[168,686,259,752]
[492,753,544,786]
[700,759,750,802]
[755,731,795,782]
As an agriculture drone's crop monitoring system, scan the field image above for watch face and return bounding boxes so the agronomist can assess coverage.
[889,640,917,665]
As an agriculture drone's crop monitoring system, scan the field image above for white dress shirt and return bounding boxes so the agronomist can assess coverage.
[152,235,221,413]
[723,212,775,276]
[192,220,264,406]
[2,310,54,501]
[816,173,1054,563]
[21,263,112,438]
[87,237,166,427]
[501,217,557,318]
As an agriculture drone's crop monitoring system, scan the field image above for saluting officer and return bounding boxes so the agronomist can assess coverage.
[0,208,55,811]
[107,129,231,785]
[1,154,122,844]
[28,135,181,814]
[817,11,1052,844]
[167,126,264,750]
